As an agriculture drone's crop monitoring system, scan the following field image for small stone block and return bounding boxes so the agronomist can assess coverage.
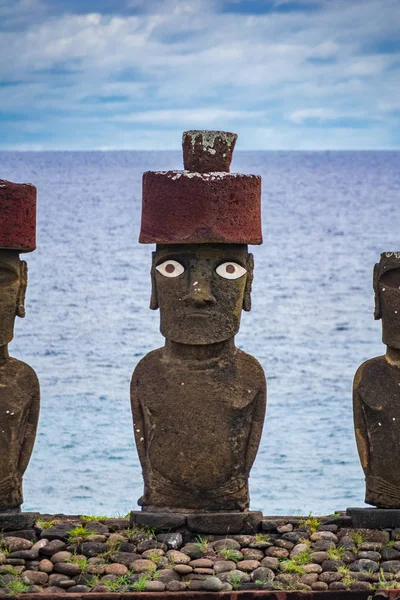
[130,511,187,530]
[0,513,39,532]
[347,507,400,529]
[186,512,262,534]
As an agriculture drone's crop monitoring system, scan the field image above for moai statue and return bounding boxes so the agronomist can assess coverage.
[354,252,400,508]
[131,131,266,512]
[0,180,39,513]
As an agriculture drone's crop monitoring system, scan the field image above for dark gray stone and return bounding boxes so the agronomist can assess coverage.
[350,558,379,572]
[156,533,183,549]
[186,511,262,534]
[381,560,400,572]
[8,549,38,560]
[130,511,186,530]
[0,513,39,532]
[347,507,400,529]
[80,542,108,557]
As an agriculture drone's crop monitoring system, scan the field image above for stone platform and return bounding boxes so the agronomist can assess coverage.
[0,509,399,598]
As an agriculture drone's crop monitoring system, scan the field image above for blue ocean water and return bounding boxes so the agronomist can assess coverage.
[1,150,399,517]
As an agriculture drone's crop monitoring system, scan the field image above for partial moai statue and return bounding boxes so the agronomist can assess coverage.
[131,131,266,512]
[0,180,39,513]
[354,252,400,508]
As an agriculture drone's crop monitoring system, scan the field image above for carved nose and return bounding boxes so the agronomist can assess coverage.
[183,278,216,307]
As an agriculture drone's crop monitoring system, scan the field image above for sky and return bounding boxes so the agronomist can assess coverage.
[1,0,399,150]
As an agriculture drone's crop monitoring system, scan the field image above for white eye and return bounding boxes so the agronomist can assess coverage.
[216,262,247,280]
[156,260,185,278]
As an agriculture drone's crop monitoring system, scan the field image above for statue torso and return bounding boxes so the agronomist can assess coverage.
[354,355,400,505]
[132,347,266,510]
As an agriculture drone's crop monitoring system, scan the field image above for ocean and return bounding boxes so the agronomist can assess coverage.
[1,150,399,517]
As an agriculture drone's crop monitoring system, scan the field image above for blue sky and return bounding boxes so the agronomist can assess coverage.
[1,0,399,150]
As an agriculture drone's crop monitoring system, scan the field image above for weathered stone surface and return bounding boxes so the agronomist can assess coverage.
[261,556,279,570]
[50,551,72,564]
[381,559,400,572]
[166,549,191,564]
[186,512,263,534]
[354,253,400,509]
[265,546,289,559]
[0,513,38,531]
[130,511,186,530]
[8,549,38,560]
[173,564,193,575]
[200,576,224,591]
[188,558,213,568]
[213,560,235,573]
[350,558,380,572]
[3,536,33,552]
[53,562,81,576]
[130,559,157,573]
[156,533,183,549]
[38,559,53,574]
[39,540,66,556]
[144,580,165,592]
[132,133,265,513]
[167,580,187,591]
[236,559,261,572]
[80,542,108,557]
[23,571,48,585]
[212,538,240,551]
[250,567,274,582]
[319,571,343,584]
[348,507,400,529]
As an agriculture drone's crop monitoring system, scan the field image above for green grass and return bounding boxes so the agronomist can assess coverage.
[68,525,96,543]
[132,574,151,591]
[290,550,312,566]
[36,518,60,529]
[0,567,22,576]
[373,568,400,590]
[81,515,108,522]
[338,566,350,576]
[280,560,305,575]
[228,572,243,590]
[255,534,270,543]
[102,575,131,592]
[327,546,345,561]
[194,536,209,553]
[66,554,88,570]
[350,530,364,547]
[218,547,241,562]
[299,516,321,534]
[3,579,29,596]
[146,550,163,564]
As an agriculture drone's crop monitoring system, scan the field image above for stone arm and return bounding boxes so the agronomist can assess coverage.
[353,377,370,477]
[130,370,148,471]
[18,374,40,477]
[245,380,267,474]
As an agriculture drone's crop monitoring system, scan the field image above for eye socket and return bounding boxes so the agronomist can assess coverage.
[156,260,185,278]
[216,262,247,280]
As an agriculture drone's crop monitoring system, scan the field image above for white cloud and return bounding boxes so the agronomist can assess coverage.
[0,0,399,149]
[288,108,339,124]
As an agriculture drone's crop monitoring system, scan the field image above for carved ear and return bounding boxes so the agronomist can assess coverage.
[243,253,254,312]
[17,260,28,318]
[373,262,381,320]
[150,251,159,310]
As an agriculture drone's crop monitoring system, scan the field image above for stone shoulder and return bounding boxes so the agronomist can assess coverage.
[235,348,266,389]
[354,355,387,389]
[1,357,39,389]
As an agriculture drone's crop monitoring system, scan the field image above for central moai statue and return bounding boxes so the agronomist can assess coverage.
[131,131,266,512]
[0,180,40,513]
[354,252,400,508]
